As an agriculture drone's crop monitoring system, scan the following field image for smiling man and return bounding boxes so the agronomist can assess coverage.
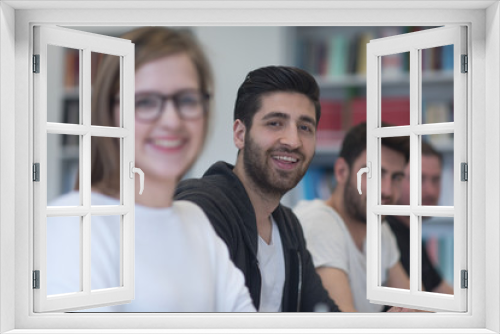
[175,66,340,312]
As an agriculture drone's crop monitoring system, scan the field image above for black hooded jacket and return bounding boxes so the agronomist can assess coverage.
[175,161,340,312]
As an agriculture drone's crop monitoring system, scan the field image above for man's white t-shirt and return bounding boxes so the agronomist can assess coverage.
[47,191,255,312]
[256,218,285,312]
[294,199,400,312]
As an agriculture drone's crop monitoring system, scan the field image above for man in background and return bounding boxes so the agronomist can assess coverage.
[294,122,411,312]
[386,141,453,294]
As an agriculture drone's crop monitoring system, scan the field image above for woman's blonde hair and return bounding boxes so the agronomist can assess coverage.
[85,27,213,196]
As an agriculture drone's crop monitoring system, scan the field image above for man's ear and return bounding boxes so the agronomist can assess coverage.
[233,119,246,150]
[334,157,350,185]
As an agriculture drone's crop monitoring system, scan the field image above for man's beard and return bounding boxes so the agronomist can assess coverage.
[344,171,367,223]
[242,132,310,198]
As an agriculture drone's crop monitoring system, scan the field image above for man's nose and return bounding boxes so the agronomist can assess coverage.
[279,126,301,149]
[381,175,393,198]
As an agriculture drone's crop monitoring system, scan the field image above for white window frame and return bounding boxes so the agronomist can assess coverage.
[0,2,498,333]
[365,26,467,312]
[33,25,136,312]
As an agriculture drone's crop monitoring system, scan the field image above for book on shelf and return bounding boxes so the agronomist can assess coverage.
[355,32,373,75]
[317,99,343,148]
[441,45,454,71]
[327,35,348,77]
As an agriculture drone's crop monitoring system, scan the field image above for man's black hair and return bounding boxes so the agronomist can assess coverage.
[339,122,410,169]
[422,140,443,165]
[234,66,321,129]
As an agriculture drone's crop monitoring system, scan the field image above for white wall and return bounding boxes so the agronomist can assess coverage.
[189,26,290,178]
[485,2,500,332]
[0,2,16,333]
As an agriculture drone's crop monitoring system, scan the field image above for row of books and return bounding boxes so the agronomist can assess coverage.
[317,97,454,149]
[297,27,453,78]
[296,33,372,78]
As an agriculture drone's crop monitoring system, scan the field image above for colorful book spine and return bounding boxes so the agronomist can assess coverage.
[441,44,454,71]
[356,33,373,75]
[328,35,348,77]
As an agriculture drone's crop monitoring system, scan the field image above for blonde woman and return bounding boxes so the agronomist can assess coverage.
[48,27,254,312]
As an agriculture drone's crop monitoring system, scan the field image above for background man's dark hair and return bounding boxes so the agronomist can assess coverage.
[233,66,321,129]
[339,122,410,169]
[422,140,443,165]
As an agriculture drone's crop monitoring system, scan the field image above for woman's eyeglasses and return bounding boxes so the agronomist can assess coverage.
[132,90,210,122]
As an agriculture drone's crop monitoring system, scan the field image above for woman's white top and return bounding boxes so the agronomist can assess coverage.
[47,191,255,312]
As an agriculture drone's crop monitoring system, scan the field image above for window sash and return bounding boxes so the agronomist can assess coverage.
[6,6,490,332]
[32,25,136,313]
[366,25,467,312]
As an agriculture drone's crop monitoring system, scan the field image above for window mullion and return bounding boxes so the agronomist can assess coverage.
[409,47,420,295]
[81,47,92,294]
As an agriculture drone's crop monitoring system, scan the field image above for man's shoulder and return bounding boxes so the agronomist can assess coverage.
[293,200,350,248]
[48,190,80,206]
[294,200,342,226]
[175,162,254,237]
[381,220,399,243]
[176,163,233,200]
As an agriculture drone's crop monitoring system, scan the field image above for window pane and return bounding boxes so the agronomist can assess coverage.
[380,136,410,205]
[421,134,453,206]
[380,215,409,291]
[47,45,80,124]
[421,45,454,124]
[91,52,121,127]
[381,52,410,127]
[47,216,81,295]
[421,216,454,294]
[91,136,122,205]
[47,133,80,206]
[91,215,121,290]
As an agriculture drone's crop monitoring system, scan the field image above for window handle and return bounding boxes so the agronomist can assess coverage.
[129,161,144,195]
[357,162,371,195]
